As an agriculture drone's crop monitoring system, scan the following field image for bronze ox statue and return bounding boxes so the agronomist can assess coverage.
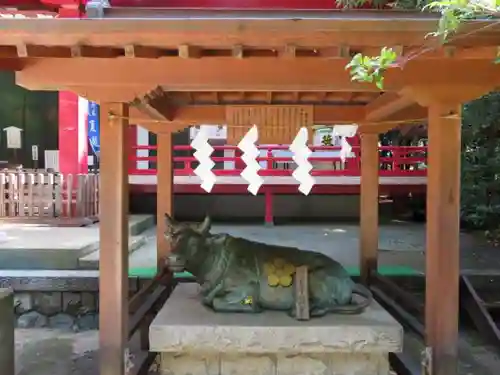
[165,215,372,318]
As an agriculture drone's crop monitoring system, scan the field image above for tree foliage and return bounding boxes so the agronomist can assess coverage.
[338,1,500,236]
[341,0,500,88]
[461,92,500,235]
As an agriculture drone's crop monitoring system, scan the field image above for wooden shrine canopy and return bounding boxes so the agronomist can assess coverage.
[1,9,500,133]
[2,8,500,375]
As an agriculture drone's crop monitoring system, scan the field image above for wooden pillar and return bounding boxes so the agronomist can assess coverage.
[425,104,461,375]
[359,132,379,284]
[156,131,173,270]
[99,103,129,375]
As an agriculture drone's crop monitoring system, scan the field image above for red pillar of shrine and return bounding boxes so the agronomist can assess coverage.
[58,91,88,174]
[56,3,88,174]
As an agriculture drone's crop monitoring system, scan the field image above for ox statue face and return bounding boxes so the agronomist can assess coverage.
[164,214,212,272]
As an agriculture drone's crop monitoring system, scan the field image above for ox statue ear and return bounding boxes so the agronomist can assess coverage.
[164,213,175,229]
[198,215,212,235]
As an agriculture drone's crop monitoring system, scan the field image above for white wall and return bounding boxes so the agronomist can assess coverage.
[136,126,149,170]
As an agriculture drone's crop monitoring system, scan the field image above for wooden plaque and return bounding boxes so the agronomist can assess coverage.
[226,105,313,145]
[294,265,310,321]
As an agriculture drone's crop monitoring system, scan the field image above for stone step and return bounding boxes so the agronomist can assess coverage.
[128,215,155,236]
[0,269,142,292]
[77,234,149,270]
[0,215,154,270]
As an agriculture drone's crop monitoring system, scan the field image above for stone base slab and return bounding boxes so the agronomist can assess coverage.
[151,284,403,375]
[161,353,390,375]
[150,284,403,354]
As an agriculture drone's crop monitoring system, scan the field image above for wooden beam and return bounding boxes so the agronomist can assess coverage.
[146,93,182,121]
[425,103,461,375]
[71,86,155,103]
[74,100,430,127]
[281,44,296,58]
[0,16,499,50]
[358,122,396,134]
[0,44,498,60]
[338,45,351,58]
[135,121,188,134]
[171,105,370,124]
[17,58,500,93]
[99,102,129,375]
[359,132,379,284]
[131,97,168,121]
[16,43,27,58]
[70,45,122,58]
[232,45,244,59]
[402,84,495,107]
[365,93,415,121]
[178,44,201,59]
[156,131,173,270]
[0,58,26,71]
[124,44,163,58]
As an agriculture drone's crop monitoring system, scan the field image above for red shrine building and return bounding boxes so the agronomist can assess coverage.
[7,0,427,223]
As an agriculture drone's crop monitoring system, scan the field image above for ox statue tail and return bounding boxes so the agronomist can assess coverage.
[329,283,373,315]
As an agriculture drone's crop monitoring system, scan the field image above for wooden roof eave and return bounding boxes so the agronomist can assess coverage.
[0,10,498,49]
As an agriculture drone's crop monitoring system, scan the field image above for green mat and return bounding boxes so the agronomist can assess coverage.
[129,265,421,279]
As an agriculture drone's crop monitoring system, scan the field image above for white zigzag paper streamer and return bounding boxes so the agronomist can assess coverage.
[333,124,358,163]
[237,125,263,195]
[191,127,216,192]
[290,127,315,195]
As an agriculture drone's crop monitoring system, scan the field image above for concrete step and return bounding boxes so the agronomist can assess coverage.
[128,215,155,236]
[0,215,154,271]
[78,234,149,270]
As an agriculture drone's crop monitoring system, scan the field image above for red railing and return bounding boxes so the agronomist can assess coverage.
[129,145,427,177]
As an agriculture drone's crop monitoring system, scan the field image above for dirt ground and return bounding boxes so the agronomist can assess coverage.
[13,221,500,375]
[15,329,99,375]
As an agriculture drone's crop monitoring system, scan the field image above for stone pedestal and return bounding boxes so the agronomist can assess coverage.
[150,284,403,375]
[0,288,14,375]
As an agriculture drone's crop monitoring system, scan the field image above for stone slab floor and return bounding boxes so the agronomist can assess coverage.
[14,221,500,375]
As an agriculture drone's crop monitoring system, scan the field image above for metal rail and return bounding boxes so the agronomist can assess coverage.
[371,285,424,338]
[460,275,500,348]
[370,273,425,375]
[389,352,422,375]
[371,273,423,314]
[127,268,175,375]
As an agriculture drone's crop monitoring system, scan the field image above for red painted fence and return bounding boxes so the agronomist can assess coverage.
[129,145,427,177]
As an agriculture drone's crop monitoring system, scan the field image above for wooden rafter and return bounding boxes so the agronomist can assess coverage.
[131,97,167,121]
[3,44,500,60]
[146,90,180,121]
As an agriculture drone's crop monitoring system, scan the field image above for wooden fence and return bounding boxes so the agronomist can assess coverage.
[0,172,99,219]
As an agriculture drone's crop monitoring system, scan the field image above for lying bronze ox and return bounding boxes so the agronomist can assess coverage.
[165,215,372,318]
